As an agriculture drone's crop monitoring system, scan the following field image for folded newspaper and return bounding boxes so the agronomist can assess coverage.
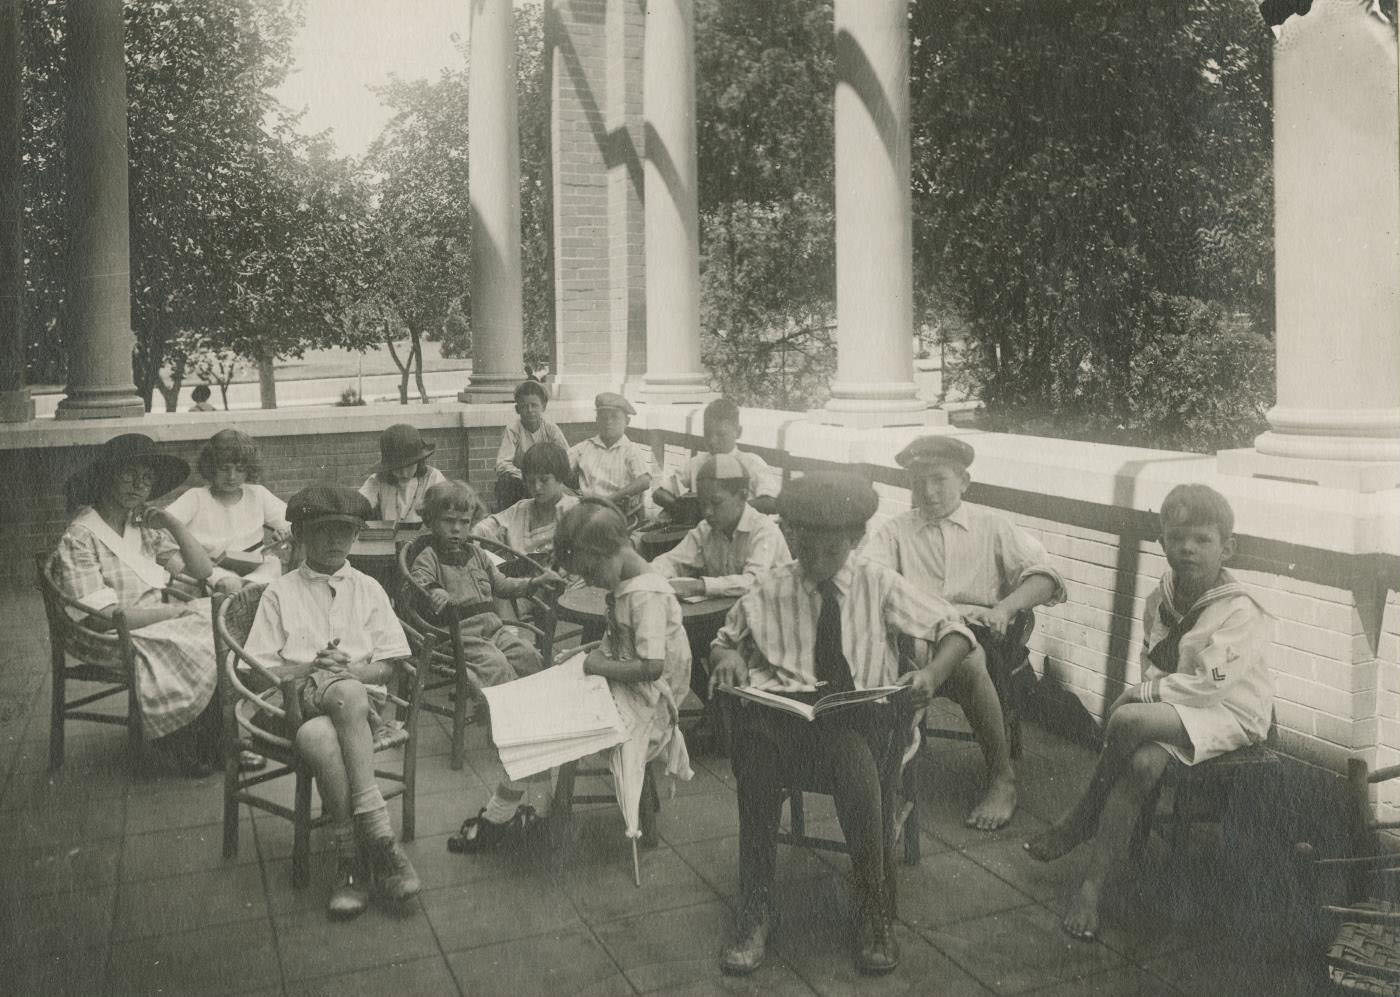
[481,653,627,779]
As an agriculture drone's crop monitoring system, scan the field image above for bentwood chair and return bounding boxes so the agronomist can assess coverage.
[36,551,203,771]
[213,586,422,888]
[920,610,1036,760]
[394,533,558,769]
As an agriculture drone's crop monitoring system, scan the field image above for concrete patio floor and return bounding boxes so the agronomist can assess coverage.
[1,580,1325,996]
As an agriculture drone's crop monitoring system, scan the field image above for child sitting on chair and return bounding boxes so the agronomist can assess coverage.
[494,380,571,512]
[710,471,978,977]
[568,393,652,521]
[1024,483,1273,941]
[243,484,421,920]
[409,480,566,854]
[652,397,779,519]
[358,424,449,525]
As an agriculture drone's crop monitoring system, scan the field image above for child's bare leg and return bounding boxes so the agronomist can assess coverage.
[945,647,1017,830]
[295,717,351,822]
[1027,695,1145,860]
[1057,705,1188,939]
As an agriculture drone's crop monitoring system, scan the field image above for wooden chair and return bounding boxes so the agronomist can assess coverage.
[394,533,558,769]
[718,688,923,866]
[213,586,423,888]
[547,642,662,855]
[1130,722,1283,861]
[35,551,203,771]
[1297,758,1400,994]
[920,610,1035,760]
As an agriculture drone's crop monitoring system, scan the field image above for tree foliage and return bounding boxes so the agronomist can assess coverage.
[20,0,371,409]
[908,0,1276,449]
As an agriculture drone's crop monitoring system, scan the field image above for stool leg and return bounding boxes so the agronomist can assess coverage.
[901,763,921,865]
[789,790,806,839]
[49,661,66,771]
[292,770,312,889]
[450,664,470,771]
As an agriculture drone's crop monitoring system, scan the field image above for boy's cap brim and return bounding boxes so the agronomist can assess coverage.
[594,392,636,415]
[895,435,975,470]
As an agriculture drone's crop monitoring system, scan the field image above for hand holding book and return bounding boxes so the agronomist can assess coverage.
[719,683,908,722]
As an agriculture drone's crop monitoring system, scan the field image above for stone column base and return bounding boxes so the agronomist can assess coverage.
[54,389,144,420]
[1217,447,1400,493]
[814,391,947,430]
[637,373,715,406]
[0,388,34,423]
[458,374,523,405]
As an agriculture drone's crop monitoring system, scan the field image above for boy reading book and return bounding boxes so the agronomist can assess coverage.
[708,471,977,977]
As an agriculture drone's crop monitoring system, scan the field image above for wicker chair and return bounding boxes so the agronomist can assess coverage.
[920,610,1035,760]
[1297,758,1400,994]
[35,551,203,771]
[213,586,423,888]
[394,533,558,769]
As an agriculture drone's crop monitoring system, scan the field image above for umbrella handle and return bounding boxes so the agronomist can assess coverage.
[631,838,641,888]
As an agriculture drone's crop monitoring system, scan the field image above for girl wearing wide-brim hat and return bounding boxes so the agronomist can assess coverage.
[357,423,446,525]
[54,433,225,776]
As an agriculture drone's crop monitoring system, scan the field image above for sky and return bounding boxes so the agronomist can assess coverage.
[274,0,469,158]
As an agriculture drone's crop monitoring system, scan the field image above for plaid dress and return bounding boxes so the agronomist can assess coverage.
[54,509,217,739]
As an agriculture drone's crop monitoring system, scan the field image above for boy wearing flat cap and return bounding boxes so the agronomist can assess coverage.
[709,471,977,977]
[244,484,421,920]
[865,434,1067,831]
[568,392,652,519]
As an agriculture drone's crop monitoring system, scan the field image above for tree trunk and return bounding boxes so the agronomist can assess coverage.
[156,354,185,412]
[385,327,410,405]
[258,356,277,409]
[410,330,429,403]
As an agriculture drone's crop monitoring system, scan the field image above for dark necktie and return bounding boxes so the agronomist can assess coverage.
[814,579,855,692]
[1145,602,1207,675]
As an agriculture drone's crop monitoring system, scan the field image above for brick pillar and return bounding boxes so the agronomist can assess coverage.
[546,0,646,400]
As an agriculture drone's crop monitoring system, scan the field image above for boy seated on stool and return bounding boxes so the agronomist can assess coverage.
[709,471,977,977]
[653,397,779,520]
[864,435,1067,831]
[568,393,652,521]
[243,484,421,920]
[494,380,570,512]
[1024,484,1273,941]
[651,453,790,706]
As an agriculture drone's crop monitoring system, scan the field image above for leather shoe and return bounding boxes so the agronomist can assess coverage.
[856,905,900,975]
[327,853,369,920]
[719,891,772,976]
[366,836,421,903]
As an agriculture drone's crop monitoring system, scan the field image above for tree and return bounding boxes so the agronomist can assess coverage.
[694,0,838,410]
[907,0,1276,449]
[20,0,369,409]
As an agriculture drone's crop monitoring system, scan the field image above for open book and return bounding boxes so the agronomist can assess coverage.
[720,684,906,722]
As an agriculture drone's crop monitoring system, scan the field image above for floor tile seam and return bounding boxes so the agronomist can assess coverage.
[554,878,645,997]
[250,806,294,997]
[100,786,130,993]
[1013,962,1187,996]
[896,896,1042,936]
[408,880,470,997]
[949,839,1064,907]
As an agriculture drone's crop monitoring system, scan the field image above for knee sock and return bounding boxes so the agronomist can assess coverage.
[351,784,393,841]
[333,819,357,860]
[482,783,525,824]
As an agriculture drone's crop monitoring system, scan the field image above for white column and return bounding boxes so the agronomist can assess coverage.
[1220,0,1400,491]
[639,0,712,404]
[819,0,936,429]
[461,0,526,403]
[54,0,143,420]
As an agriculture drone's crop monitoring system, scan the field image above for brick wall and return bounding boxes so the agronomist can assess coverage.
[1,412,597,576]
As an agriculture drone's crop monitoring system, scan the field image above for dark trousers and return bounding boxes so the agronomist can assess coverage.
[732,700,904,908]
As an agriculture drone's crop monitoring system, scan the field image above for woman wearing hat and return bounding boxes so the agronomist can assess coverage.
[358,424,448,525]
[54,434,224,776]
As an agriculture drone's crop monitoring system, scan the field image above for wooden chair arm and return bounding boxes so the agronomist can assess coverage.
[278,677,302,729]
[1322,904,1400,926]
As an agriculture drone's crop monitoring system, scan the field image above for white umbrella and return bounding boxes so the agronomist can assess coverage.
[606,682,693,886]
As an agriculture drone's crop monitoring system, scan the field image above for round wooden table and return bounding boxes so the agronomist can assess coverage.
[555,585,735,643]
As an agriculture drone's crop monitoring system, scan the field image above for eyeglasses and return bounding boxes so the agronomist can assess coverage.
[114,467,157,487]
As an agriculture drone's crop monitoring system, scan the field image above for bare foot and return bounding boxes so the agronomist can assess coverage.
[1024,816,1090,862]
[1061,880,1101,940]
[965,776,1017,831]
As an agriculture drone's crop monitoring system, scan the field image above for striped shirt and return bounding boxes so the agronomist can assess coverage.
[244,561,410,678]
[660,448,780,499]
[473,494,580,556]
[712,553,976,692]
[569,434,652,509]
[864,503,1066,615]
[495,417,570,479]
[650,503,791,598]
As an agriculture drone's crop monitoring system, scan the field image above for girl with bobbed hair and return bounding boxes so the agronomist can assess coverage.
[164,429,290,586]
[472,441,579,557]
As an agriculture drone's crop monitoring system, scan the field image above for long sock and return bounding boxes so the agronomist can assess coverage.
[333,820,357,859]
[351,785,393,841]
[482,783,525,824]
